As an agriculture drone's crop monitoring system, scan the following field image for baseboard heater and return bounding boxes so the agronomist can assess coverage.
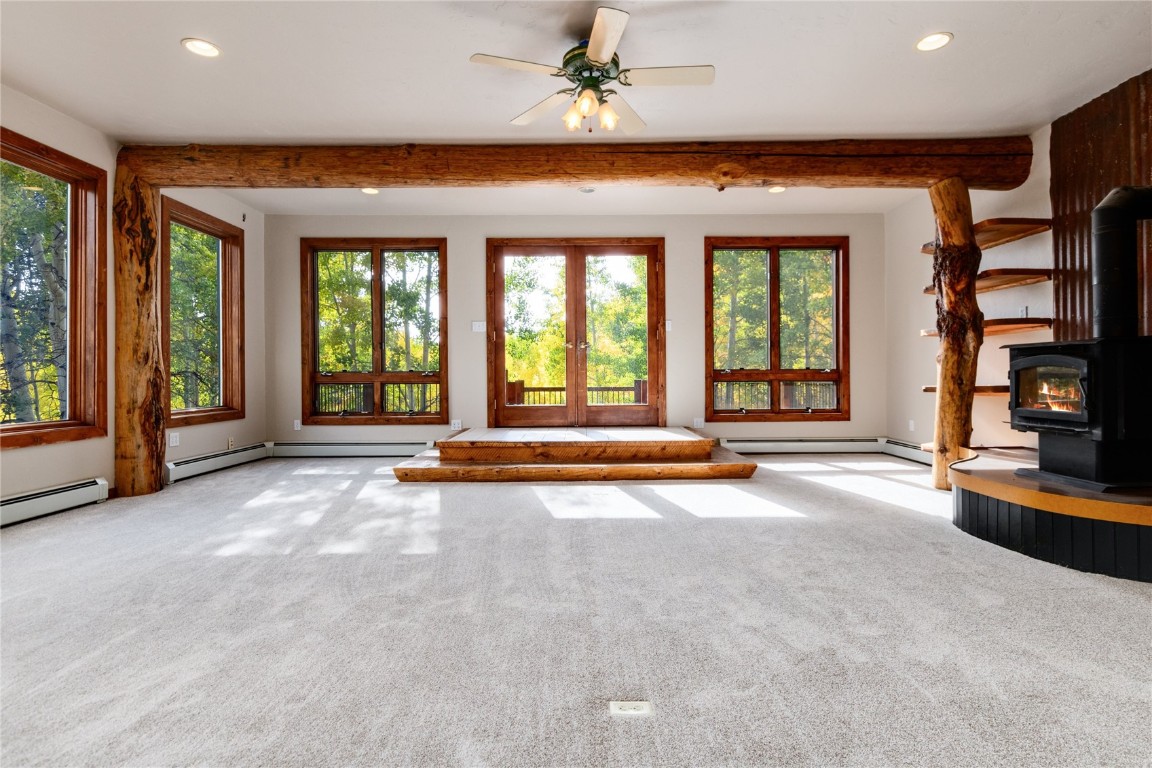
[721,437,883,454]
[166,443,270,484]
[268,441,431,458]
[877,438,932,465]
[721,437,933,465]
[1,477,109,527]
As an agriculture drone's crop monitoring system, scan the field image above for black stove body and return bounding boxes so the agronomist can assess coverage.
[1006,186,1152,491]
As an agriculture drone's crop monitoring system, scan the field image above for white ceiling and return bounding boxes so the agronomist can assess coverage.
[3,1,1149,216]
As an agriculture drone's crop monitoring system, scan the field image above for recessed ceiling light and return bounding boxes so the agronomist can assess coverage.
[768,186,786,194]
[182,38,221,57]
[916,32,953,52]
[361,188,380,195]
[578,187,596,194]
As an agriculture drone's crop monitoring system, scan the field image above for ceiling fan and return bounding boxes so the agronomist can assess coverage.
[470,6,715,135]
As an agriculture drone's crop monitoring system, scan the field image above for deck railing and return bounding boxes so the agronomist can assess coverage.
[506,380,648,406]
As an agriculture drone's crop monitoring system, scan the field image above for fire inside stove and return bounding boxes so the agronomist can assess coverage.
[1017,364,1084,413]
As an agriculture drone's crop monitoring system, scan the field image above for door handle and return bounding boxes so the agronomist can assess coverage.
[565,342,574,348]
[578,341,591,349]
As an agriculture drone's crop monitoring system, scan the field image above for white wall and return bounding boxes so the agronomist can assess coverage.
[264,212,888,442]
[884,125,1054,449]
[0,85,119,496]
[159,189,267,462]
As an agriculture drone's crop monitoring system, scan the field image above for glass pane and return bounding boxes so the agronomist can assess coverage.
[315,250,373,373]
[383,383,440,415]
[504,254,566,407]
[779,248,834,370]
[713,381,771,411]
[781,381,837,410]
[1019,365,1083,413]
[169,222,222,410]
[0,160,70,424]
[382,250,439,372]
[313,383,373,415]
[586,254,648,406]
[712,249,768,370]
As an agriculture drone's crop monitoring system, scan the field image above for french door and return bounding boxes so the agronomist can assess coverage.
[486,238,665,427]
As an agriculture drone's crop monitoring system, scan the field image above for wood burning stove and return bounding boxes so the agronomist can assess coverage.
[1006,186,1152,491]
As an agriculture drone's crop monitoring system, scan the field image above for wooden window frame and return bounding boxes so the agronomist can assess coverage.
[300,237,448,426]
[705,236,850,422]
[161,196,244,427]
[0,127,107,449]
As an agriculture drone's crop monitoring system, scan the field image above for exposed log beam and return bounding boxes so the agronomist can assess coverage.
[113,165,166,496]
[118,137,1033,190]
[927,177,984,491]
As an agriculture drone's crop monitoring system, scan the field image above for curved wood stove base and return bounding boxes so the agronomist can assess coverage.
[949,467,1152,582]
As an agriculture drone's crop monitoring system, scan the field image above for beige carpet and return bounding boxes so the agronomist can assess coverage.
[2,454,1149,767]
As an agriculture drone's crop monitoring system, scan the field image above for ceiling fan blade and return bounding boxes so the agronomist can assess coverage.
[470,53,565,77]
[586,7,629,65]
[604,94,645,135]
[618,65,716,86]
[510,91,573,126]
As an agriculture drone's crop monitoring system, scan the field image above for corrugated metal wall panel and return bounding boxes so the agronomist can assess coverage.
[1050,70,1151,340]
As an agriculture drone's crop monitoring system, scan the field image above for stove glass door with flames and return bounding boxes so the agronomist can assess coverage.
[1010,354,1089,427]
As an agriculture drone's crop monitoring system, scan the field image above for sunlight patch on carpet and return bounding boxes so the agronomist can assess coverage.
[646,484,806,518]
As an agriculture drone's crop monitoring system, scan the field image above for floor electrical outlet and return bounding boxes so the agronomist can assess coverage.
[609,701,653,716]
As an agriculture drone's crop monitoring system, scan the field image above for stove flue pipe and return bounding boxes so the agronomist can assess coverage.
[1092,185,1152,339]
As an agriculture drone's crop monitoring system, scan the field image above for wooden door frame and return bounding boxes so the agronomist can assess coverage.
[485,237,666,428]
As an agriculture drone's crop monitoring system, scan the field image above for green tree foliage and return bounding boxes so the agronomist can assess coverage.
[711,249,769,370]
[584,255,647,395]
[382,250,440,413]
[503,254,650,404]
[169,222,222,410]
[503,255,567,391]
[779,249,834,370]
[1,160,69,424]
[382,250,439,372]
[315,250,372,372]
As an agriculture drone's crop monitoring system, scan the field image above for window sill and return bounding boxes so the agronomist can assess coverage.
[167,407,245,428]
[1,422,108,450]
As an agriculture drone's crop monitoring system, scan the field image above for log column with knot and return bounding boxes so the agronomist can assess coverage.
[928,177,983,490]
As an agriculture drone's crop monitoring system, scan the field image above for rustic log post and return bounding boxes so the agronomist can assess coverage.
[113,164,166,496]
[928,177,984,490]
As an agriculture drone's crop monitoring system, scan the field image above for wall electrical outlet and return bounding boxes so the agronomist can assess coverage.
[168,432,179,447]
[451,419,462,430]
[293,420,301,431]
[692,417,705,429]
[908,419,915,432]
[228,436,235,450]
[609,701,653,716]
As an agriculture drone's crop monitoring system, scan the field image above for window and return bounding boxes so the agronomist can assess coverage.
[0,128,106,448]
[705,237,849,421]
[161,197,244,426]
[301,238,448,424]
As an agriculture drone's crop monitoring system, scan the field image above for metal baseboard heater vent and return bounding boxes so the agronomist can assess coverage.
[269,442,431,458]
[878,438,932,465]
[721,437,884,454]
[1,477,109,527]
[166,443,270,484]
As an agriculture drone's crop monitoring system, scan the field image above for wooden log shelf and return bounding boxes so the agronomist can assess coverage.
[920,317,1053,337]
[920,217,1052,254]
[922,385,1008,395]
[921,268,1052,295]
[949,464,1152,582]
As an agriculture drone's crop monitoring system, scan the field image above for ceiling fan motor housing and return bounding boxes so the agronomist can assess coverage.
[563,43,621,96]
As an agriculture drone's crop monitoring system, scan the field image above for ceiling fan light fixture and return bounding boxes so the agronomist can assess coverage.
[916,32,953,51]
[562,104,583,131]
[597,100,620,131]
[576,88,600,118]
